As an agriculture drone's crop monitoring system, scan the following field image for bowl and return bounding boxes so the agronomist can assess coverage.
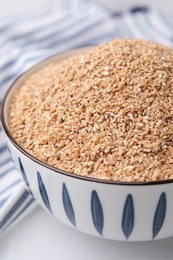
[1,48,173,242]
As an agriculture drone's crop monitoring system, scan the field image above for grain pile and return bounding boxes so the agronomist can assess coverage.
[9,39,173,182]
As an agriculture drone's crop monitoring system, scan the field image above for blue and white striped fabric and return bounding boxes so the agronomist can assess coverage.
[0,0,173,234]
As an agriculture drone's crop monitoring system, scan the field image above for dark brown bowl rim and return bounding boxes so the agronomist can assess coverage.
[1,50,173,186]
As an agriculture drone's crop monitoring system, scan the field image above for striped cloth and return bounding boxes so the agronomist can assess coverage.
[0,0,173,234]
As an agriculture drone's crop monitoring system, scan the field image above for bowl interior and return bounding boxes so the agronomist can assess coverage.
[3,47,91,128]
[2,47,173,186]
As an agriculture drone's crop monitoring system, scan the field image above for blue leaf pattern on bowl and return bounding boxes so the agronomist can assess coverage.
[62,183,76,227]
[91,190,104,236]
[18,157,33,196]
[122,194,134,239]
[37,172,52,213]
[153,192,166,239]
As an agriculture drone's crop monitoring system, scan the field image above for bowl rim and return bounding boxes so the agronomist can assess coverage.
[1,48,173,186]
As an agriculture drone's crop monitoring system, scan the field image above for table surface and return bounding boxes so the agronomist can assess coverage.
[0,0,173,19]
[1,0,173,259]
[2,206,173,260]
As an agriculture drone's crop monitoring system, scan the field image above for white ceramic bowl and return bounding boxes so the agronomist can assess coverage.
[1,48,173,241]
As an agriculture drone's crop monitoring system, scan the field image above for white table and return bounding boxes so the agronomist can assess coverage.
[1,206,173,260]
[1,0,173,259]
[0,0,173,19]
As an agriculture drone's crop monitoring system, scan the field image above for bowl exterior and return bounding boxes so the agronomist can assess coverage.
[3,135,173,241]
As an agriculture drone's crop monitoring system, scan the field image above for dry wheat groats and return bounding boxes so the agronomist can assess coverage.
[9,39,173,182]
